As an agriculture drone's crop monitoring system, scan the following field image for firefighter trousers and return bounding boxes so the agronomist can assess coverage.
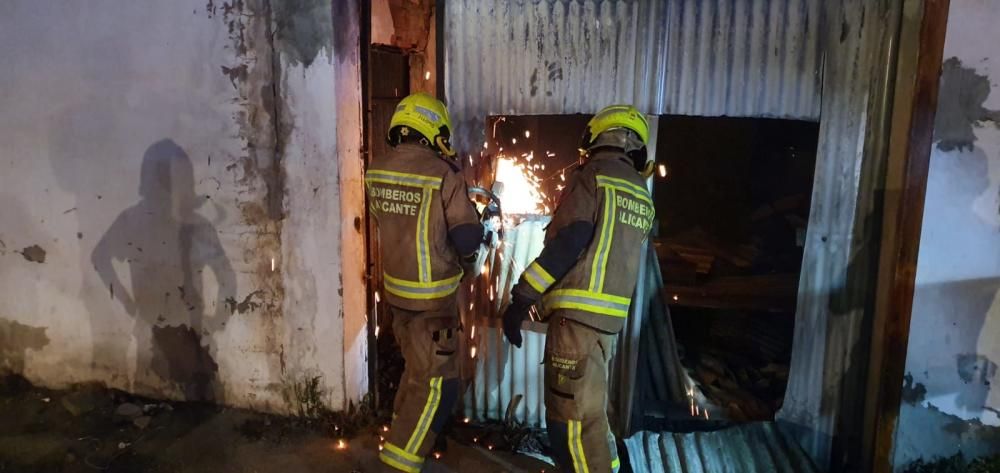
[379,304,461,473]
[544,313,621,473]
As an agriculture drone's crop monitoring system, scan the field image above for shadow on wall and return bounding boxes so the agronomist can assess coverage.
[911,145,998,419]
[893,142,1000,468]
[91,139,236,402]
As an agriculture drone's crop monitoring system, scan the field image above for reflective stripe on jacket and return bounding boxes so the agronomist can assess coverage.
[366,143,481,311]
[520,150,654,333]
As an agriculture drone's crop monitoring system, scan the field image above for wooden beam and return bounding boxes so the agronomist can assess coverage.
[865,0,951,471]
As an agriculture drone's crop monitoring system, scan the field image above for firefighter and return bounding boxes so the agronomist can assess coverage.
[502,105,655,473]
[366,93,483,473]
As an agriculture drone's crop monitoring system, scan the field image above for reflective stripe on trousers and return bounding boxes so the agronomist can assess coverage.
[381,306,460,472]
[544,316,619,472]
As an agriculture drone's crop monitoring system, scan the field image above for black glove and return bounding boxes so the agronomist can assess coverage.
[460,251,479,279]
[502,295,532,348]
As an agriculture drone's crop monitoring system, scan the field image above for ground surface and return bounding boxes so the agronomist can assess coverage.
[0,376,552,473]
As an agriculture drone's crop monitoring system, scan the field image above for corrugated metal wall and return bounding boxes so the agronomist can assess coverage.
[445,0,823,152]
[462,218,550,427]
[776,0,895,469]
[624,423,820,473]
[447,2,902,470]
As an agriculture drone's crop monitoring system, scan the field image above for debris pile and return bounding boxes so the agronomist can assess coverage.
[675,308,795,422]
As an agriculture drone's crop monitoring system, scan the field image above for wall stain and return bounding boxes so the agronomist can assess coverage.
[273,0,334,68]
[957,353,998,385]
[210,1,290,390]
[0,319,50,374]
[221,64,249,89]
[934,57,1000,152]
[225,290,266,314]
[18,245,46,263]
[902,372,928,405]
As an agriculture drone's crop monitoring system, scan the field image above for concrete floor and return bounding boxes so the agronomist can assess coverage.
[0,376,552,473]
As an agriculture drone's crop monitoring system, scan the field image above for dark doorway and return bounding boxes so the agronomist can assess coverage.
[367,46,410,413]
[653,116,819,425]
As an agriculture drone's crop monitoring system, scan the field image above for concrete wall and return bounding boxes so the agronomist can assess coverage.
[893,0,1000,467]
[0,0,367,413]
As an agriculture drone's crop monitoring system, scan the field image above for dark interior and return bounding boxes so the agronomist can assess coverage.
[654,116,819,423]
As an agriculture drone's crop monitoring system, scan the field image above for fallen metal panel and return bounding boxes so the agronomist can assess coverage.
[624,423,820,473]
[444,0,822,152]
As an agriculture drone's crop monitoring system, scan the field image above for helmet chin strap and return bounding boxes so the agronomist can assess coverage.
[435,136,456,157]
[640,160,656,178]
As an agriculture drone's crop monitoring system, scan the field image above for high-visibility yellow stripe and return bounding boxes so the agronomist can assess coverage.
[589,187,615,291]
[598,188,616,292]
[383,441,423,462]
[550,289,631,305]
[380,442,424,472]
[379,453,420,473]
[547,301,629,318]
[383,273,462,300]
[523,261,556,293]
[416,187,433,282]
[383,284,460,300]
[524,271,548,293]
[405,377,442,454]
[568,420,589,473]
[595,175,652,206]
[384,272,462,288]
[366,170,442,189]
[609,430,621,472]
[544,289,631,318]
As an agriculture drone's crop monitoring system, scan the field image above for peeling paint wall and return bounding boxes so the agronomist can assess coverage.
[893,0,1000,467]
[0,0,366,413]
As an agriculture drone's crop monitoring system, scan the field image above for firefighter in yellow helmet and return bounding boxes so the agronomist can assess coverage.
[502,105,655,473]
[366,93,483,472]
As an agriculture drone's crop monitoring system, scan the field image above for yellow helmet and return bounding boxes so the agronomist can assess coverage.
[388,93,456,157]
[581,104,650,148]
[581,105,654,176]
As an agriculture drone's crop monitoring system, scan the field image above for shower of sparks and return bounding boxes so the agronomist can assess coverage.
[494,156,547,215]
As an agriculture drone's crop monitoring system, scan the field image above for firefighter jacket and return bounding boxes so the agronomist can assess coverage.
[366,143,483,312]
[513,150,655,333]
